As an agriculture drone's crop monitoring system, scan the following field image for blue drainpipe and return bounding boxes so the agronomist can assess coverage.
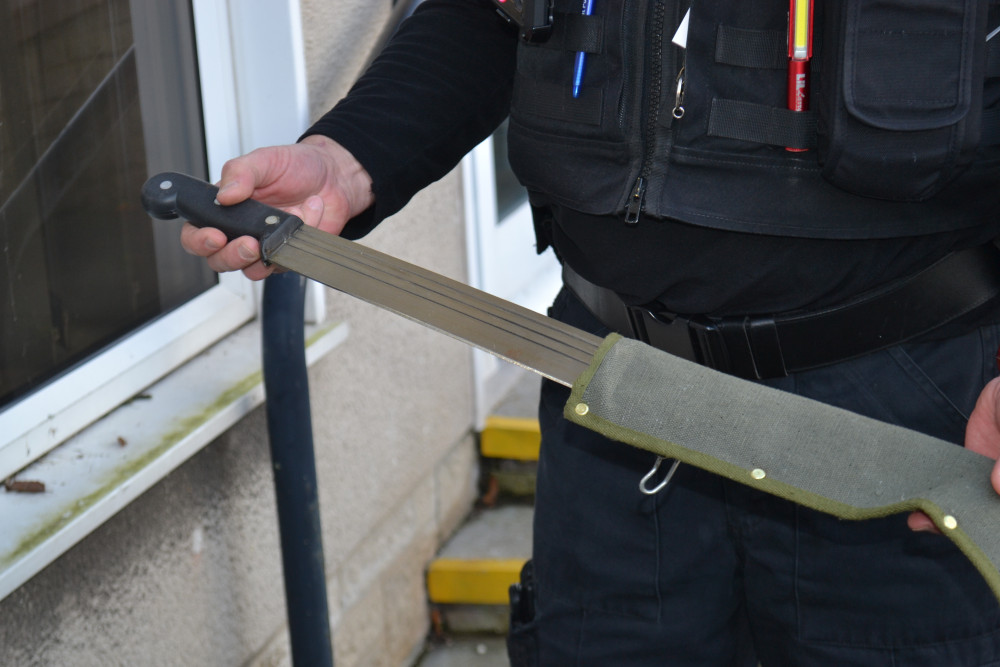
[262,271,333,667]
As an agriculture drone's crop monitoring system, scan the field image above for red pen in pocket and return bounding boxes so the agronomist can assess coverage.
[786,0,813,151]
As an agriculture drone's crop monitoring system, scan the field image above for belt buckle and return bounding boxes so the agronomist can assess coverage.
[628,307,776,379]
[693,316,787,379]
[688,317,739,375]
[627,307,706,366]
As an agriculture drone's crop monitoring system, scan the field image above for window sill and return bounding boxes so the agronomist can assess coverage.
[0,317,348,602]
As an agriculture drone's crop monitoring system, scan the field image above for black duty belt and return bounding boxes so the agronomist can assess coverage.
[562,242,1000,380]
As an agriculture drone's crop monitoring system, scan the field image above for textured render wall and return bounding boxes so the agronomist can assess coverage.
[301,0,391,119]
[0,2,480,666]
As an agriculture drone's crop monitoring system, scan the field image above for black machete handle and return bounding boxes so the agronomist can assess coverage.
[140,171,303,260]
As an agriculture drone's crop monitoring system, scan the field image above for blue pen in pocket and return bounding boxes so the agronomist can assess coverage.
[572,0,594,98]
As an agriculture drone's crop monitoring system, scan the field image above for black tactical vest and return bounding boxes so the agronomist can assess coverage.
[507,0,1000,239]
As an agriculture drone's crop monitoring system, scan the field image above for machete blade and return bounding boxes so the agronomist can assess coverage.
[141,171,600,385]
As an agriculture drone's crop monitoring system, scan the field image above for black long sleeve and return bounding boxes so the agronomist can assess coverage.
[303,0,517,239]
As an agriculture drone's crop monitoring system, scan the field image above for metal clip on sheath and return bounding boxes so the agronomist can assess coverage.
[639,456,681,495]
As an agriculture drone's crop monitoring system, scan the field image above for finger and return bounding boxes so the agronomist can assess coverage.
[906,511,941,535]
[289,195,325,230]
[214,179,252,207]
[242,260,277,281]
[965,377,1000,459]
[233,199,320,281]
[216,153,266,206]
[204,236,262,274]
[992,457,1000,496]
[180,223,227,257]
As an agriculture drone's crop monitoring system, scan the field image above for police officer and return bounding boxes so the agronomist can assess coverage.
[182,0,1000,664]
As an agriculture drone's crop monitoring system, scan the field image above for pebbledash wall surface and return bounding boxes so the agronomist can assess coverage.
[0,2,481,665]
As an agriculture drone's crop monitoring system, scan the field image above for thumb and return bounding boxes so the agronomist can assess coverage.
[965,376,1000,493]
[216,151,271,206]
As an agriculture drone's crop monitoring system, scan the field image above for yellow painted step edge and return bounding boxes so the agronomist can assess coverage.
[480,416,540,461]
[426,558,527,605]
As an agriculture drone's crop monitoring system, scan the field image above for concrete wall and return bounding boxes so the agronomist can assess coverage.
[0,2,480,665]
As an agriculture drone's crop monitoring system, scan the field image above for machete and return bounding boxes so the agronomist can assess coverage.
[141,171,601,386]
[142,171,1000,603]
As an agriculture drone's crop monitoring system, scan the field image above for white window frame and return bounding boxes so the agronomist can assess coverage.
[0,0,311,483]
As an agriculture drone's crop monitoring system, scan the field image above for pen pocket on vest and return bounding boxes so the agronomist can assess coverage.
[816,0,986,202]
[507,0,639,215]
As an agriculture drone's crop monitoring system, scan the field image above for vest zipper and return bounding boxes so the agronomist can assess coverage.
[617,2,634,131]
[624,0,666,225]
[625,177,647,223]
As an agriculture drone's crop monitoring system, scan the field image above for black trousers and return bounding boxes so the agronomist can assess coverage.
[509,287,1000,666]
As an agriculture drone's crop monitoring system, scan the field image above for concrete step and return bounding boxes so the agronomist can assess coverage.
[426,504,532,634]
[481,416,539,500]
[427,504,532,604]
[480,367,541,462]
[419,370,538,650]
[480,415,539,462]
[480,370,540,501]
[412,636,508,667]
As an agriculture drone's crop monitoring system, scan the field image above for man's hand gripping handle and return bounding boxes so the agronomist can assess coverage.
[141,172,303,262]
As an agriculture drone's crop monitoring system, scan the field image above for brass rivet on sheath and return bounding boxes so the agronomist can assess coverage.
[943,515,958,530]
[574,403,589,416]
[751,468,766,480]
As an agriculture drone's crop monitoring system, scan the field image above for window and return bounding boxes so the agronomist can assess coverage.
[0,0,258,481]
[0,0,340,602]
[1,0,215,407]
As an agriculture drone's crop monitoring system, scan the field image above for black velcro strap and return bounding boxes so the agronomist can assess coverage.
[513,77,604,125]
[708,98,818,150]
[540,12,604,53]
[715,26,787,69]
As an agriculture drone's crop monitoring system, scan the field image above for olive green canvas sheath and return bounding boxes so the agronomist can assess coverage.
[566,334,1000,603]
[142,172,1000,605]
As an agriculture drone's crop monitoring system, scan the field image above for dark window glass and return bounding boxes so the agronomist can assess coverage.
[0,0,215,407]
